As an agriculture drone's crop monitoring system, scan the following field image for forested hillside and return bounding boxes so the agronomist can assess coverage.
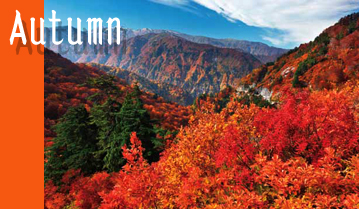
[44,13,359,209]
[45,49,191,146]
[241,13,359,93]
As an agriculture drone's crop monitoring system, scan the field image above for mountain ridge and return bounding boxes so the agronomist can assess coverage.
[46,32,262,104]
[45,26,288,63]
[239,12,359,97]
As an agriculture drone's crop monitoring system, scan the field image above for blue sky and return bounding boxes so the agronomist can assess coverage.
[45,0,359,49]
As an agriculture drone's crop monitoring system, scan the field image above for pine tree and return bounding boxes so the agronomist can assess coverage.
[45,105,100,184]
[90,97,122,169]
[85,75,121,103]
[102,85,162,172]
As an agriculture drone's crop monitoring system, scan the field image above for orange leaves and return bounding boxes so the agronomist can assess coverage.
[345,154,359,185]
[44,181,67,209]
[254,148,359,206]
[121,132,145,171]
[70,172,115,209]
[44,79,359,208]
[343,194,359,208]
[100,132,161,209]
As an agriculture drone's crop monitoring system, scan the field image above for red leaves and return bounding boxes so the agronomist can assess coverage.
[255,89,359,162]
[215,125,256,168]
[70,173,115,209]
[45,171,115,209]
[44,181,67,209]
[45,85,359,208]
[100,133,161,209]
[121,132,145,171]
[253,149,359,207]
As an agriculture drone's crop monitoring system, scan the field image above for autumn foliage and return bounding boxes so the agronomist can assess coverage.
[45,80,359,208]
[241,13,359,92]
[45,49,191,147]
[44,13,359,208]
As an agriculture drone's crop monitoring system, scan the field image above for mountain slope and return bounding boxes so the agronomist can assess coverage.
[240,13,359,95]
[45,48,191,146]
[103,33,262,99]
[47,32,262,103]
[87,63,195,105]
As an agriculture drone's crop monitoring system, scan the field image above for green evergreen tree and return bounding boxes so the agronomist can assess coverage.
[90,97,122,168]
[102,84,162,172]
[85,75,121,103]
[46,80,165,180]
[45,105,100,184]
[91,97,124,172]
